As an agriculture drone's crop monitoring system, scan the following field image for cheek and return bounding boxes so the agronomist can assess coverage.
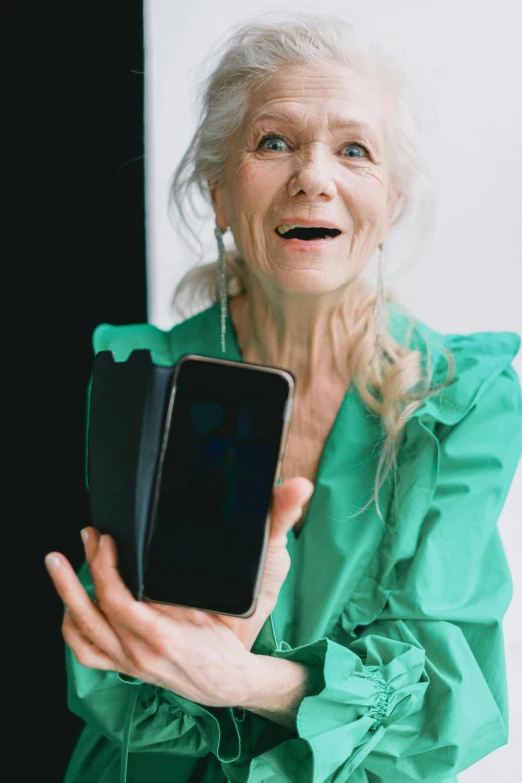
[226,163,273,254]
[342,174,390,230]
[234,159,256,195]
[234,159,283,211]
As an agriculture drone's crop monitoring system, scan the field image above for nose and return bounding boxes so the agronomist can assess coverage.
[287,145,337,200]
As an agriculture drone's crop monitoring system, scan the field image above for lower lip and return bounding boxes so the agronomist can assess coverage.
[274,232,341,251]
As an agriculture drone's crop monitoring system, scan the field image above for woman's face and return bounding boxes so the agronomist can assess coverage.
[212,61,401,296]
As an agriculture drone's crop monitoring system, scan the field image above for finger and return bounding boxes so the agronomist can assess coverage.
[62,610,117,671]
[89,535,187,663]
[44,551,124,660]
[270,477,314,537]
[80,526,102,562]
[88,532,137,606]
[88,533,149,632]
[74,537,167,675]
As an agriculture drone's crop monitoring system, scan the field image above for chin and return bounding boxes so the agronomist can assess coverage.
[272,268,346,296]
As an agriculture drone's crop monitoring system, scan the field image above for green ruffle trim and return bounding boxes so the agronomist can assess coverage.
[360,668,388,732]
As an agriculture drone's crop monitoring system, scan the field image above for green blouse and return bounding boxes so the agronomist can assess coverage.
[63,301,522,783]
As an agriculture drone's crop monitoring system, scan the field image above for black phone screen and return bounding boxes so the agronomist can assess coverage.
[143,356,292,616]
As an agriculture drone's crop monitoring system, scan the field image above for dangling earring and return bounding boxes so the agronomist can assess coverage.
[215,225,228,353]
[373,244,386,358]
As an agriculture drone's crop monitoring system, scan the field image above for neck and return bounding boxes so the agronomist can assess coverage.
[229,279,359,395]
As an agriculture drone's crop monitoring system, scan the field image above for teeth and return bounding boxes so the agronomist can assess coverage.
[276,224,339,235]
[276,224,302,235]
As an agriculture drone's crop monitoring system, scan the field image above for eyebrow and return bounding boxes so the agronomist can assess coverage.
[248,111,380,144]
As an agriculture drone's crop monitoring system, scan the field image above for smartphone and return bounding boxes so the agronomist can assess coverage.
[142,354,295,618]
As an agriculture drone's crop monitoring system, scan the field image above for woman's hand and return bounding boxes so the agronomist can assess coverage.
[45,530,254,708]
[44,476,313,707]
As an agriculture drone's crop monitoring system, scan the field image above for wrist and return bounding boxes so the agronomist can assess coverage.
[239,652,308,712]
[236,652,264,709]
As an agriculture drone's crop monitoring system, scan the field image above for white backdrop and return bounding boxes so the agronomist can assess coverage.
[144,1,522,779]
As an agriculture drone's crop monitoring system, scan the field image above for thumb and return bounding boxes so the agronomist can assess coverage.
[270,477,315,538]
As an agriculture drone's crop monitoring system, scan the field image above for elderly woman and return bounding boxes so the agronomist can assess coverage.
[46,14,521,783]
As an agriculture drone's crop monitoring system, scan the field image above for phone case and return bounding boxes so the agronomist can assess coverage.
[87,350,294,610]
[87,350,174,599]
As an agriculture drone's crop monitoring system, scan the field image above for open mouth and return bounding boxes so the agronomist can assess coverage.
[275,225,342,241]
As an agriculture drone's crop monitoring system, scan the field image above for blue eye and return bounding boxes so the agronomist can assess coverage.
[259,135,288,151]
[343,143,368,158]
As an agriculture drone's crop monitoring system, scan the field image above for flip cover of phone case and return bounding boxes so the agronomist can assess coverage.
[87,350,174,599]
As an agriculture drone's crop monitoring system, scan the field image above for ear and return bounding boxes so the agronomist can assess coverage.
[210,183,228,233]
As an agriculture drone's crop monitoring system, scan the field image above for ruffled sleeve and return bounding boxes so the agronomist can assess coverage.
[217,332,522,782]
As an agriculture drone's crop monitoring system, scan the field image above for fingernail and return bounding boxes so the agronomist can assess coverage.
[45,554,61,574]
[80,528,89,545]
[99,534,107,549]
[304,482,314,502]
